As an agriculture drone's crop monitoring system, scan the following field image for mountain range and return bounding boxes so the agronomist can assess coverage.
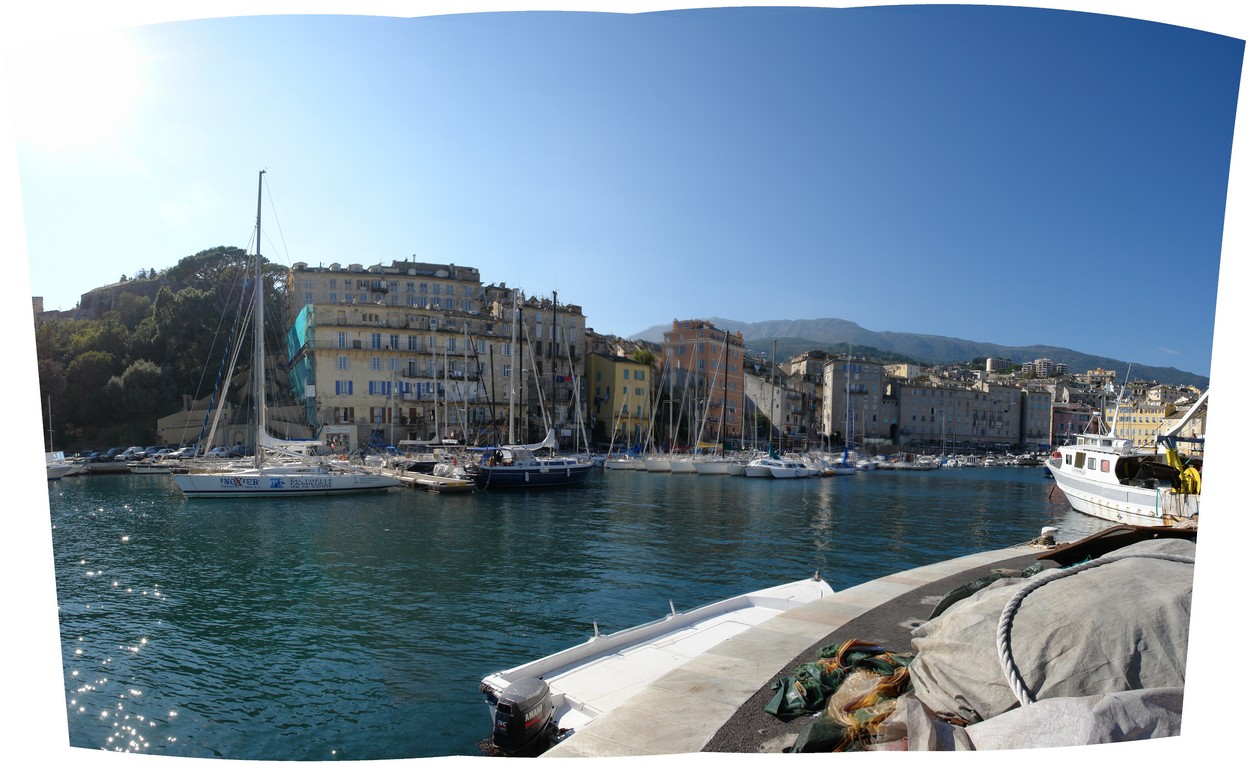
[630,317,1209,389]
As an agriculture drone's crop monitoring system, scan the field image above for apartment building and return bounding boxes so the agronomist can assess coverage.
[504,290,589,446]
[783,351,829,445]
[1106,398,1177,449]
[286,299,522,450]
[743,369,804,450]
[660,320,746,447]
[586,352,653,450]
[281,262,590,449]
[822,356,890,448]
[889,380,1024,449]
[286,259,484,316]
[1021,387,1055,449]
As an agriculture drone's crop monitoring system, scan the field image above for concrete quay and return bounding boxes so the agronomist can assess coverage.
[540,544,1051,757]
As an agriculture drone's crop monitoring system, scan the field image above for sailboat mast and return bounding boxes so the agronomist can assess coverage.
[551,291,558,438]
[253,170,265,470]
[508,289,518,444]
[768,339,776,453]
[719,331,728,446]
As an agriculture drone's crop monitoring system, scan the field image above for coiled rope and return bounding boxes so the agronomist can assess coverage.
[996,551,1195,707]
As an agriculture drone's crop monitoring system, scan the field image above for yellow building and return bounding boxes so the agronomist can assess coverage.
[285,262,590,449]
[586,352,653,451]
[1108,398,1176,448]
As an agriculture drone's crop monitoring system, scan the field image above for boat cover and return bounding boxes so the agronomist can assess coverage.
[907,537,1194,725]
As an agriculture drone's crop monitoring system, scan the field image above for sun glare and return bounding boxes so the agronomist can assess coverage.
[8,29,143,152]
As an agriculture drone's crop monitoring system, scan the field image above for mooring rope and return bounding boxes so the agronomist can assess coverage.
[996,551,1195,706]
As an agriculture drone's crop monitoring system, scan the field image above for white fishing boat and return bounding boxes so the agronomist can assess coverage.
[480,574,834,756]
[1048,389,1205,527]
[173,172,401,499]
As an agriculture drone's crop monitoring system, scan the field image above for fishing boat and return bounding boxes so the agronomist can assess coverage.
[480,574,834,756]
[172,172,401,499]
[1047,389,1205,527]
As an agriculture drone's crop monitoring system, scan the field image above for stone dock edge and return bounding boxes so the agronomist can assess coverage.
[541,543,1050,757]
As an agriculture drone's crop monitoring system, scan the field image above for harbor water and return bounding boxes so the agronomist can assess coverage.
[47,465,1109,759]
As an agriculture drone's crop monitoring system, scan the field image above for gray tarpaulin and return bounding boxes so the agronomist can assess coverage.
[906,537,1194,726]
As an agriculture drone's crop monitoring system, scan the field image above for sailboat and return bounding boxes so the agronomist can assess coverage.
[173,172,401,498]
[828,350,857,475]
[463,290,593,490]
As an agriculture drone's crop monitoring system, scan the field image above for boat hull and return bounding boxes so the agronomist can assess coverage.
[692,459,731,475]
[172,469,400,498]
[470,461,593,489]
[1049,457,1198,527]
[481,576,834,745]
[641,457,672,472]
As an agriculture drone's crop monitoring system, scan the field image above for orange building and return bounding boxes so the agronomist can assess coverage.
[661,320,745,448]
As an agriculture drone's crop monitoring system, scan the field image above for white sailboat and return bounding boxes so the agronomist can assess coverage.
[173,172,400,498]
[827,349,857,475]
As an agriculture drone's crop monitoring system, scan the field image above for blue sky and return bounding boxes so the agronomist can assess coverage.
[6,3,1241,378]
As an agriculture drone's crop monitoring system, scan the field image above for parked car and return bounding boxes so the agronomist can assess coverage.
[115,446,147,461]
[94,447,124,462]
[205,447,237,458]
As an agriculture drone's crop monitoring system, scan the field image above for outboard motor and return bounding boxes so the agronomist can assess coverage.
[490,677,556,756]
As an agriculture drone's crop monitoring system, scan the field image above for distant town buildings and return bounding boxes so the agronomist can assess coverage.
[34,258,1207,455]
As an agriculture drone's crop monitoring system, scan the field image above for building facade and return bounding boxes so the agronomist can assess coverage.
[660,320,745,448]
[822,356,891,449]
[586,352,653,450]
[286,298,520,450]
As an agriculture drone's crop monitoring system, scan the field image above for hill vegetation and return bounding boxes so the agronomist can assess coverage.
[36,246,289,451]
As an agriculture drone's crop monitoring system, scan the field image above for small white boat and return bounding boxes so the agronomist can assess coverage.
[743,456,781,478]
[641,455,673,473]
[668,457,697,474]
[480,574,834,755]
[46,451,78,480]
[603,454,644,471]
[691,456,733,475]
[130,460,174,474]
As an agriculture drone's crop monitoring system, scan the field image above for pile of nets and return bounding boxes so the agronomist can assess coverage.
[764,639,914,752]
